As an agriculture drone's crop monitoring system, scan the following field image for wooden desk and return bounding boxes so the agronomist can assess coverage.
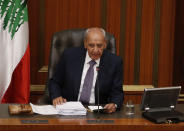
[0,104,184,131]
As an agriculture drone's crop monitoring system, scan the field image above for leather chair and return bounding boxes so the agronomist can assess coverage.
[37,28,116,104]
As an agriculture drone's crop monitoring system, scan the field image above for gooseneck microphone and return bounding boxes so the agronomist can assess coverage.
[96,66,100,115]
[86,66,114,124]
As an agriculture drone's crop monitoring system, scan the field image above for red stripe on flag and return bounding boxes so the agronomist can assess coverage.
[1,45,30,104]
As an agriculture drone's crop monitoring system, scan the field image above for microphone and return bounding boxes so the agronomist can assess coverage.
[93,67,106,114]
[86,66,114,124]
[96,66,100,114]
[94,67,106,113]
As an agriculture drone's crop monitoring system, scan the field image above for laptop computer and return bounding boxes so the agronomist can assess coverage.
[141,86,184,123]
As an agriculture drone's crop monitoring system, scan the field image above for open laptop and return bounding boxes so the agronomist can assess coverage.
[141,86,184,123]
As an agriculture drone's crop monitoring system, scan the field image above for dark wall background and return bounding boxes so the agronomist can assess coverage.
[27,0,183,92]
[173,0,184,93]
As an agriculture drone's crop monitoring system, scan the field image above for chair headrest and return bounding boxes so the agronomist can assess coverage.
[48,28,116,79]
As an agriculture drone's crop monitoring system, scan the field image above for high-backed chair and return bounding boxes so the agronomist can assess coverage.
[38,28,116,104]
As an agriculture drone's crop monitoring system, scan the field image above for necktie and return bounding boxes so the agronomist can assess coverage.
[79,60,96,104]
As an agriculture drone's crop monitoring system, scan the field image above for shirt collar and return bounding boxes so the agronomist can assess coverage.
[85,51,100,66]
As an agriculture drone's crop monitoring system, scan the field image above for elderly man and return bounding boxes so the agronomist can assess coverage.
[49,27,123,113]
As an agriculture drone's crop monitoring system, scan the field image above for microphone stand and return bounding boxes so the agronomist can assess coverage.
[87,67,114,124]
[96,67,100,119]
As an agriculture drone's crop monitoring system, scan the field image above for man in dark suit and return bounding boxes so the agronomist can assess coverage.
[49,27,123,113]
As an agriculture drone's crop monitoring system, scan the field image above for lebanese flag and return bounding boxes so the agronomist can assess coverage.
[0,0,30,103]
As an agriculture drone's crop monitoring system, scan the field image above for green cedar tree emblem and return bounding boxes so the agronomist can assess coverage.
[0,0,28,39]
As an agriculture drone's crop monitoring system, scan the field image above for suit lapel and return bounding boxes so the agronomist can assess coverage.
[73,47,86,100]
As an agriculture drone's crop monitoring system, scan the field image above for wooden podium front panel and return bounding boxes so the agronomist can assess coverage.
[0,104,184,131]
[0,118,184,131]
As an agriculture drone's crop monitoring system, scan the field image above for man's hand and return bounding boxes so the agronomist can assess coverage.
[103,103,117,113]
[53,96,67,107]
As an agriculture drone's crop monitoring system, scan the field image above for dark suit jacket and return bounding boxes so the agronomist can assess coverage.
[49,46,124,108]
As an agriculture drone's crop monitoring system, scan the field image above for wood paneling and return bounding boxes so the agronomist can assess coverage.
[152,0,161,86]
[139,0,155,84]
[123,0,136,84]
[124,91,143,104]
[158,0,175,86]
[28,0,183,93]
[133,0,142,84]
[28,0,47,84]
[44,0,103,65]
[106,0,121,55]
[173,0,184,93]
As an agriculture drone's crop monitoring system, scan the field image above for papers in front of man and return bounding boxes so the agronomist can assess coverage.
[30,103,58,115]
[30,102,86,115]
[56,102,86,115]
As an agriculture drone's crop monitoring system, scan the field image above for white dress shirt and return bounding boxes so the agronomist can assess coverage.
[78,52,100,104]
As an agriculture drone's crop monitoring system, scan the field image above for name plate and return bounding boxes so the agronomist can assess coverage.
[21,119,48,124]
[87,119,114,124]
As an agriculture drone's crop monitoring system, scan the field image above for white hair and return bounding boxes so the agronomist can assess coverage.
[84,27,106,41]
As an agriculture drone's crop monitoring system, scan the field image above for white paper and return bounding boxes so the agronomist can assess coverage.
[30,103,58,115]
[88,105,103,111]
[30,102,86,115]
[56,102,87,115]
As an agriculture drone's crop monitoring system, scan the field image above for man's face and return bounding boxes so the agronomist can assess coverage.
[84,31,106,60]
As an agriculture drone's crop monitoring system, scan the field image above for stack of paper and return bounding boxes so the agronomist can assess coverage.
[56,102,86,115]
[30,102,86,115]
[30,103,58,115]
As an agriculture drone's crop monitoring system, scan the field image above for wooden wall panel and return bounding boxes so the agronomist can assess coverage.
[106,0,121,55]
[44,0,102,65]
[139,0,155,84]
[173,0,184,93]
[123,0,136,84]
[77,0,102,27]
[28,0,39,84]
[44,0,60,65]
[158,0,175,86]
[28,0,47,84]
[28,0,183,92]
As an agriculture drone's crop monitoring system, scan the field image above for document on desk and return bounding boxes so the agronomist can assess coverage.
[30,103,58,115]
[56,102,86,115]
[30,102,86,115]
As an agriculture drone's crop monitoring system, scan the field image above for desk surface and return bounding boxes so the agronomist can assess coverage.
[0,104,184,131]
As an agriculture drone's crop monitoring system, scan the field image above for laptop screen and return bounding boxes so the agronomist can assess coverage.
[141,86,181,111]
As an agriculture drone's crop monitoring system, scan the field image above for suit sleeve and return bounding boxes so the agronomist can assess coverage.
[109,58,124,109]
[48,52,66,100]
